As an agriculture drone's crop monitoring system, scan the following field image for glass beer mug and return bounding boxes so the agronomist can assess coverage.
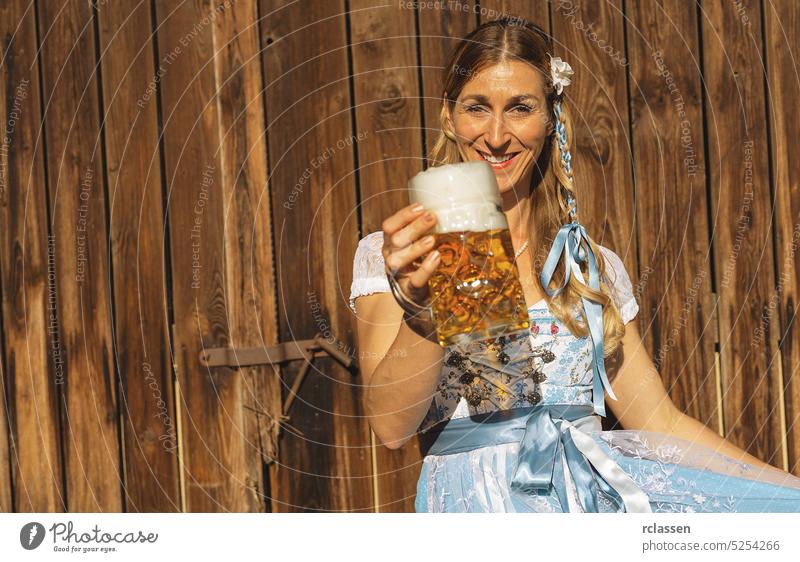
[408,161,530,347]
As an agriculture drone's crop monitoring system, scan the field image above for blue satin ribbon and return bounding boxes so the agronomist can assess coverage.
[540,221,616,417]
[420,404,652,513]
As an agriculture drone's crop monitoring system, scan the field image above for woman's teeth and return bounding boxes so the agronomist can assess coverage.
[478,150,518,165]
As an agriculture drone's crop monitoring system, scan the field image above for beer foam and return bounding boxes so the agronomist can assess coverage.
[408,161,508,234]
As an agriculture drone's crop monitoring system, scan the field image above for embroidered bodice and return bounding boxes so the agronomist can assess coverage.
[349,231,640,434]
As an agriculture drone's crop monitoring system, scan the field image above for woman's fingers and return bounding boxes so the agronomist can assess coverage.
[381,203,437,271]
[384,233,436,274]
[389,209,437,249]
[381,203,441,308]
[381,203,425,236]
[405,248,441,290]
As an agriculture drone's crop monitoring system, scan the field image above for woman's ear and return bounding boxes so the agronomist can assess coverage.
[442,97,456,140]
[543,109,555,135]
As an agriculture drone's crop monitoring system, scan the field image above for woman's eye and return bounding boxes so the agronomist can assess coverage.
[463,104,534,114]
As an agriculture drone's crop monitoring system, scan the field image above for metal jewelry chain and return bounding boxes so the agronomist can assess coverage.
[514,239,529,261]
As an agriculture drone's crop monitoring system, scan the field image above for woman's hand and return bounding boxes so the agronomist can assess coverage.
[381,203,441,310]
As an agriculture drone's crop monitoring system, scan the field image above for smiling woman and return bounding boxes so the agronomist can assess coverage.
[429,17,626,371]
[450,80,547,173]
[352,15,800,513]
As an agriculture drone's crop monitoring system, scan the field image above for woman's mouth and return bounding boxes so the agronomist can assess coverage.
[476,149,520,169]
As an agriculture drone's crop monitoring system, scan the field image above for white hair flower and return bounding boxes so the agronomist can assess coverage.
[549,56,574,96]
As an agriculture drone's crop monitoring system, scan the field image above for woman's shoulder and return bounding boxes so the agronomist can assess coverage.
[596,244,639,324]
[357,230,384,249]
[349,231,389,313]
[353,231,385,268]
[596,244,630,286]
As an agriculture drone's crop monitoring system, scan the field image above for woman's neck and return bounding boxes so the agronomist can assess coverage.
[501,189,532,248]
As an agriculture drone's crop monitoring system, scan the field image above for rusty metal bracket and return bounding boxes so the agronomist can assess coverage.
[199,335,356,371]
[198,334,358,464]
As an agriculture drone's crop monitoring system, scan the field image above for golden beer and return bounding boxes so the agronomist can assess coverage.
[427,228,529,347]
[407,161,530,347]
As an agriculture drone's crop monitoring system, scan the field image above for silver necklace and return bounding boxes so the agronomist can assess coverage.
[514,240,529,261]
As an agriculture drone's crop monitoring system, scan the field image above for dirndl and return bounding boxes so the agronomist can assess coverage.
[414,403,800,513]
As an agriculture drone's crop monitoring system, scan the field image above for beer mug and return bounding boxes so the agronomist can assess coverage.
[408,161,530,347]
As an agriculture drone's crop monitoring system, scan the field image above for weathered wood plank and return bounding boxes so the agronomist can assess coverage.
[155,0,259,511]
[213,0,281,510]
[625,1,718,430]
[701,0,783,464]
[764,0,800,474]
[0,0,65,512]
[262,0,371,511]
[37,0,121,511]
[95,1,180,511]
[479,0,546,24]
[0,333,9,510]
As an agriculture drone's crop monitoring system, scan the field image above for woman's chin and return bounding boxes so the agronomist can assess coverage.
[494,171,521,192]
[497,181,520,197]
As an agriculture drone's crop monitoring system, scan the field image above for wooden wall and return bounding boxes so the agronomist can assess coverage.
[0,0,797,513]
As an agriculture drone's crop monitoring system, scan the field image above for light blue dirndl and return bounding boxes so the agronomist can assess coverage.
[418,403,652,513]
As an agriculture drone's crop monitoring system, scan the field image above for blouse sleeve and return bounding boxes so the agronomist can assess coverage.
[598,245,640,325]
[349,231,390,314]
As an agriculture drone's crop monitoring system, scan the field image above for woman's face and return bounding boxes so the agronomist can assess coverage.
[445,60,552,195]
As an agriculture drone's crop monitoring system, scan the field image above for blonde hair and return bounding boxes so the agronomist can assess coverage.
[428,17,626,360]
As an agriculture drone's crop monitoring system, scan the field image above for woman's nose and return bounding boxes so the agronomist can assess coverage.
[485,112,511,148]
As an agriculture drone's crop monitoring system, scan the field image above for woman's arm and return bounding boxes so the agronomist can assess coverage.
[665,410,780,472]
[352,204,446,449]
[607,320,788,474]
[356,292,445,449]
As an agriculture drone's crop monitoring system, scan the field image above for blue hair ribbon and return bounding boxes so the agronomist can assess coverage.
[540,221,617,417]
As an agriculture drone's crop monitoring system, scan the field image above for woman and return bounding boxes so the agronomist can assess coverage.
[350,17,800,512]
